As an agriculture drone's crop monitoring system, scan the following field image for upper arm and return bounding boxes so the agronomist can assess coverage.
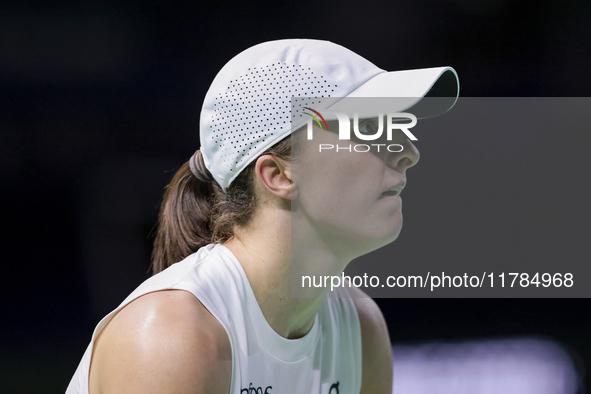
[348,287,393,394]
[89,290,232,394]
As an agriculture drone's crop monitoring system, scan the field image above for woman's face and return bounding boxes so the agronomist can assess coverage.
[292,119,420,259]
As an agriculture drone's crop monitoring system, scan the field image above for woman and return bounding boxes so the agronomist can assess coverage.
[67,39,459,394]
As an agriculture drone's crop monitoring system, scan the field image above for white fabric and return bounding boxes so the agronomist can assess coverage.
[66,243,362,394]
[325,67,459,119]
[199,39,459,190]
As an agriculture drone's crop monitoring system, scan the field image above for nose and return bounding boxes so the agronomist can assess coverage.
[386,139,420,171]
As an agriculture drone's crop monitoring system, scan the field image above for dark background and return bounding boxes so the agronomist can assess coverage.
[345,97,591,298]
[1,0,590,392]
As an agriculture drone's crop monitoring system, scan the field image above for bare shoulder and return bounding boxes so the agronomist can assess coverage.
[89,289,231,394]
[347,287,393,394]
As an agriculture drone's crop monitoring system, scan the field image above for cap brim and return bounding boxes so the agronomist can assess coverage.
[325,66,460,119]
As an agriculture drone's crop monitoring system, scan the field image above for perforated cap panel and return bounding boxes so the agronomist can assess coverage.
[209,63,336,183]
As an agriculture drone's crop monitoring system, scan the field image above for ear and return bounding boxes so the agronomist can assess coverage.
[254,155,297,200]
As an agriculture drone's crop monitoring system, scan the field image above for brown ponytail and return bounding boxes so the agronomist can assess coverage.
[150,129,304,275]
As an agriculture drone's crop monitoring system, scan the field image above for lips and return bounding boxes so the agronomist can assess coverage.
[381,190,400,197]
[382,182,406,196]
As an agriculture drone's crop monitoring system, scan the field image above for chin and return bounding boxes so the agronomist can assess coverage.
[355,225,402,257]
[379,228,402,248]
[375,217,403,247]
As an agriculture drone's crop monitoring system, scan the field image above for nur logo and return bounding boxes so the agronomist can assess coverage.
[303,108,418,153]
[304,109,417,141]
[303,107,329,131]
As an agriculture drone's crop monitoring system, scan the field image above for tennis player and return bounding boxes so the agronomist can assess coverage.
[66,39,459,394]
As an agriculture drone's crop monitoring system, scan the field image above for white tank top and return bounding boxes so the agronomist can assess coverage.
[66,243,362,394]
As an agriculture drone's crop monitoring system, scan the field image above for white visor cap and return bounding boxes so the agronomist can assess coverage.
[199,39,459,191]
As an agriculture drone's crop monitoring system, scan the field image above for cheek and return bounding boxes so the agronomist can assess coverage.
[295,136,387,218]
[301,153,375,198]
[298,159,383,224]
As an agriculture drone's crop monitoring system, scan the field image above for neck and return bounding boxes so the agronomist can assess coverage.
[223,203,349,340]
